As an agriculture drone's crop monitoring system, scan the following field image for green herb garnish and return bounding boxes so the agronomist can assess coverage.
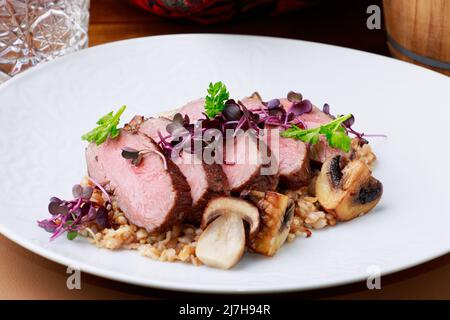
[82,105,126,145]
[64,220,78,240]
[205,82,229,118]
[281,114,353,152]
[66,231,78,240]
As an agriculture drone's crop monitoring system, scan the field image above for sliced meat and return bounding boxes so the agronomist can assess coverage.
[222,132,279,194]
[280,98,332,128]
[178,98,206,123]
[139,116,230,222]
[178,99,279,194]
[241,96,310,188]
[85,128,192,232]
[276,136,310,188]
[280,98,345,164]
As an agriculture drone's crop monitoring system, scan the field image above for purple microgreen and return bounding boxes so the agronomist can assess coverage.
[152,149,168,170]
[82,186,93,201]
[37,219,57,233]
[289,99,312,116]
[38,183,112,241]
[122,142,168,170]
[88,176,111,203]
[321,104,386,142]
[81,204,97,223]
[343,114,355,127]
[153,84,383,165]
[96,207,111,229]
[121,147,140,160]
[224,99,239,111]
[48,198,68,216]
[49,196,61,203]
[239,100,260,131]
[166,122,181,135]
[287,91,303,103]
[72,184,82,198]
[266,99,280,110]
[166,113,186,134]
[131,153,143,166]
[173,112,184,124]
[222,101,243,121]
[199,117,222,131]
[157,131,175,152]
[290,117,307,129]
[362,133,387,138]
[268,107,286,118]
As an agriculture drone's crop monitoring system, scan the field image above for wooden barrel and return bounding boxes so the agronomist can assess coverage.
[383,0,450,76]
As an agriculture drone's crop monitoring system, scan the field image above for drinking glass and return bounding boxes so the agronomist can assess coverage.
[0,0,90,83]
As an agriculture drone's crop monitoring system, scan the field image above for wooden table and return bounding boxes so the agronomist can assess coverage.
[1,0,448,300]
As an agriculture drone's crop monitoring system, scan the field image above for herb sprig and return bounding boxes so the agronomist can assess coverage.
[82,105,126,145]
[281,114,353,152]
[205,82,229,118]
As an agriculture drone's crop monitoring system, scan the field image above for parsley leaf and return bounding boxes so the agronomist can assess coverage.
[82,105,126,145]
[205,82,230,118]
[281,114,353,152]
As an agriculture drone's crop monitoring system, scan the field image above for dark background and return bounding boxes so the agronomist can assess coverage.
[89,0,388,56]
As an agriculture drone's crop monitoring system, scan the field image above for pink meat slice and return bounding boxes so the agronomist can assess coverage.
[178,98,206,123]
[280,98,332,128]
[139,116,229,222]
[280,98,345,163]
[241,96,310,188]
[276,136,310,188]
[85,129,192,232]
[222,132,278,193]
[178,99,279,193]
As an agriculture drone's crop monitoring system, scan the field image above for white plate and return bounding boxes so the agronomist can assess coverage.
[0,34,449,294]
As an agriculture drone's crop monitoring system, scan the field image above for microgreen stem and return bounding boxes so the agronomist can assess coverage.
[87,177,111,203]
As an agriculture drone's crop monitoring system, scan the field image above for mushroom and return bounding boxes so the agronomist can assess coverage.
[195,197,259,269]
[241,191,295,257]
[316,155,383,221]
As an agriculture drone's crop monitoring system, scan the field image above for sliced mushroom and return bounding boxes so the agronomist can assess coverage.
[200,197,260,235]
[316,155,383,221]
[241,191,295,257]
[195,197,260,269]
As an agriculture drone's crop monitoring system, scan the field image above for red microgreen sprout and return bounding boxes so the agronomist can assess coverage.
[289,99,313,116]
[37,184,111,241]
[287,91,303,103]
[323,104,387,142]
[87,176,111,203]
[121,145,168,170]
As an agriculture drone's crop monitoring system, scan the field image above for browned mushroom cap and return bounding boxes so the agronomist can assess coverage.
[241,190,295,257]
[201,197,260,237]
[316,155,383,221]
[196,197,260,269]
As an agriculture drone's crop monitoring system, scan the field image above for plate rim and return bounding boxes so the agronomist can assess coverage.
[2,224,448,294]
[0,33,449,294]
[1,33,449,92]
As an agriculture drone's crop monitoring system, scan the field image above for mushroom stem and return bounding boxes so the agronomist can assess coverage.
[196,197,260,269]
[196,212,245,270]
